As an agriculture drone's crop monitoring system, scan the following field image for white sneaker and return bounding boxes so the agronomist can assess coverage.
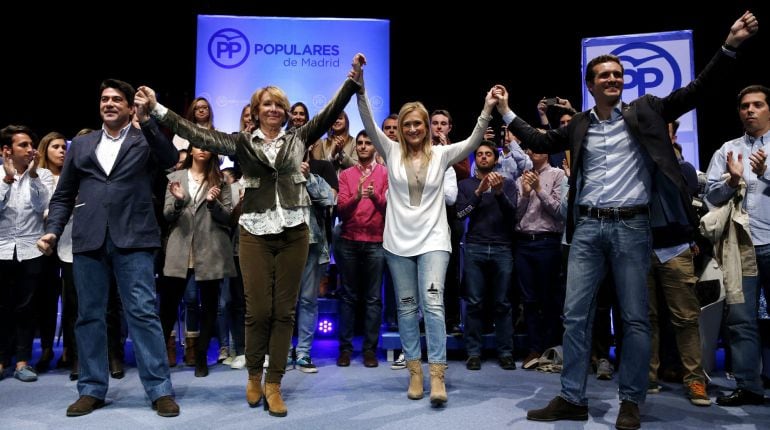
[230,355,246,369]
[391,353,406,370]
[218,346,229,363]
[263,354,270,368]
[222,355,234,366]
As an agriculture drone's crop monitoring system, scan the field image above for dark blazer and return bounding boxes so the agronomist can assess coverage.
[46,119,178,253]
[509,49,736,246]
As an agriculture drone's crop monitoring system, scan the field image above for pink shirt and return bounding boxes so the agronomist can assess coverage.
[337,162,388,242]
[515,163,565,234]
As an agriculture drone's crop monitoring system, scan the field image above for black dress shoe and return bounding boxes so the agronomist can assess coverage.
[527,396,588,421]
[465,356,481,371]
[109,358,125,379]
[616,400,641,430]
[716,388,765,406]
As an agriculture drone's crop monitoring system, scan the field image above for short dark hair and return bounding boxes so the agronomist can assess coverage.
[355,129,369,142]
[430,109,453,125]
[585,54,623,86]
[100,78,135,106]
[737,85,770,108]
[381,113,398,127]
[222,167,242,181]
[0,124,38,149]
[476,140,499,161]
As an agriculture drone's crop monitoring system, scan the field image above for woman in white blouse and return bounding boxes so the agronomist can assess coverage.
[355,60,501,406]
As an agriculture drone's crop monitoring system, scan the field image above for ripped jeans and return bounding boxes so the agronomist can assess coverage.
[384,250,449,364]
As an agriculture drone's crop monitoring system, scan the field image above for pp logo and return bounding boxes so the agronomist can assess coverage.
[612,42,682,97]
[208,28,250,69]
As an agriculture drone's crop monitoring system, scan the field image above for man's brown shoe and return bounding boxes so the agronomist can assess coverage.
[527,396,588,421]
[363,350,378,368]
[336,350,351,367]
[66,395,105,417]
[615,400,640,430]
[152,395,180,417]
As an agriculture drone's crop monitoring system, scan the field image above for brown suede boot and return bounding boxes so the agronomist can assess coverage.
[406,359,424,400]
[263,382,287,417]
[246,372,263,407]
[166,335,177,367]
[429,363,448,406]
[184,337,196,367]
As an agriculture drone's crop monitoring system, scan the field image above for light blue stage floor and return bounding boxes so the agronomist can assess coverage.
[1,338,768,429]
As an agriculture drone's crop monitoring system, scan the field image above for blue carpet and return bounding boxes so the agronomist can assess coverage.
[1,338,768,429]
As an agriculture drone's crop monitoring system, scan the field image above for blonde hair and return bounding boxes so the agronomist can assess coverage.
[397,101,432,164]
[250,86,290,128]
[38,131,67,170]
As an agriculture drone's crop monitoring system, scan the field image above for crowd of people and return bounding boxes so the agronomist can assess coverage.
[0,10,766,430]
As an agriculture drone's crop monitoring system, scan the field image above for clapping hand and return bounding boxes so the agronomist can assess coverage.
[206,185,221,202]
[726,150,744,187]
[169,181,185,200]
[749,148,767,176]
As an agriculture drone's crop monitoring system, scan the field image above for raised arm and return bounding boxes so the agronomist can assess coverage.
[355,59,396,162]
[141,86,239,156]
[295,54,365,147]
[443,86,499,166]
[497,85,570,154]
[136,89,179,169]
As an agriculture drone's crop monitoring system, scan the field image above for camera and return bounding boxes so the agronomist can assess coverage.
[544,97,559,107]
[498,125,507,147]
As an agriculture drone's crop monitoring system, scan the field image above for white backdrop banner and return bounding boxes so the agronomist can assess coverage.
[582,30,699,169]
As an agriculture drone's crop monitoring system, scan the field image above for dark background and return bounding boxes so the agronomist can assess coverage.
[2,1,767,169]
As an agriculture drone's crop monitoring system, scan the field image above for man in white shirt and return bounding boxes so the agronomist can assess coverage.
[0,125,53,383]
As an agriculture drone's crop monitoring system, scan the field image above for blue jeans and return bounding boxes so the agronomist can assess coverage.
[73,235,172,401]
[385,250,449,364]
[723,243,766,394]
[218,277,231,349]
[295,243,325,357]
[462,243,513,358]
[336,238,384,353]
[561,214,651,405]
[183,275,199,333]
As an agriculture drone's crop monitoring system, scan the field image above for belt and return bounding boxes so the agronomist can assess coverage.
[515,232,562,241]
[578,205,648,219]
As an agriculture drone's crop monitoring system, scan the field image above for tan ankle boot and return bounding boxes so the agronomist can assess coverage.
[429,363,447,406]
[406,359,424,400]
[263,382,287,417]
[166,335,177,367]
[246,373,263,407]
[184,337,196,366]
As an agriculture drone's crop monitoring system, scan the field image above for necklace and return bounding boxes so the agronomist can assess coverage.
[191,172,204,183]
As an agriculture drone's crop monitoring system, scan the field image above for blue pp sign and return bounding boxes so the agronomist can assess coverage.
[582,30,699,168]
